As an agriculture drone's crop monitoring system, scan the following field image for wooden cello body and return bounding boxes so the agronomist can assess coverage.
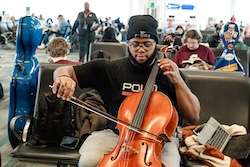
[97,60,178,167]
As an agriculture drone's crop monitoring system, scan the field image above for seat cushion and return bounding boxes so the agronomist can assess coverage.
[10,142,80,163]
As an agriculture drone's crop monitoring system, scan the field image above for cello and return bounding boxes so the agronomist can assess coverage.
[96,54,179,167]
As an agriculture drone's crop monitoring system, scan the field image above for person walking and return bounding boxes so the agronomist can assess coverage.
[71,2,102,62]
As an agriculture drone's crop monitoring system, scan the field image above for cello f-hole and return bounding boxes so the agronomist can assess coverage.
[111,140,126,161]
[142,142,152,166]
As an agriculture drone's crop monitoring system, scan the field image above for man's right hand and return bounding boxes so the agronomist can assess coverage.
[52,76,76,101]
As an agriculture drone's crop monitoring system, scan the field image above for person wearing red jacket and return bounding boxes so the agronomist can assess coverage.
[173,29,216,68]
[47,37,82,65]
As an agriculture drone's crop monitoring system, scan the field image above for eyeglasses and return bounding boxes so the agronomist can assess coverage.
[129,41,155,51]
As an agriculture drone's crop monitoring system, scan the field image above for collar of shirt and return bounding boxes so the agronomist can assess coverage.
[48,56,67,63]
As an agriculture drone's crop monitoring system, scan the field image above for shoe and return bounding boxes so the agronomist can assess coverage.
[38,43,46,49]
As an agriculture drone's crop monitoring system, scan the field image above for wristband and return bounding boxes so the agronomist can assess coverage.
[58,75,71,78]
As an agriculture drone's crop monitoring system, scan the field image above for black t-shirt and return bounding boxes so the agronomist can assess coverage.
[74,57,189,132]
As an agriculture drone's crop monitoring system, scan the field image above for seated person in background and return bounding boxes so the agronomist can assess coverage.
[184,23,192,33]
[160,25,185,56]
[217,27,250,50]
[47,37,82,65]
[9,16,18,32]
[207,24,222,48]
[100,26,119,43]
[245,23,250,36]
[162,18,175,35]
[173,29,216,68]
[38,15,69,49]
[205,19,215,31]
[161,25,184,47]
[175,25,185,37]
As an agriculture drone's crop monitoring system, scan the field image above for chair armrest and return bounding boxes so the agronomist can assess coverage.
[1,31,13,38]
[10,115,33,143]
[1,32,16,44]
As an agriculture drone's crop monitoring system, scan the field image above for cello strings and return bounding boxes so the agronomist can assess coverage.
[71,94,164,143]
[121,129,137,161]
[132,56,159,129]
[48,85,165,143]
[121,58,159,163]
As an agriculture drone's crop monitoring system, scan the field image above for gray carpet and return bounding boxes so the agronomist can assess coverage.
[0,48,79,167]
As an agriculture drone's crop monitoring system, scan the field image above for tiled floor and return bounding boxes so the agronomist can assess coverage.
[0,47,79,167]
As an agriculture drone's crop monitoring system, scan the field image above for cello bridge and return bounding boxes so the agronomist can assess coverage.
[121,145,139,154]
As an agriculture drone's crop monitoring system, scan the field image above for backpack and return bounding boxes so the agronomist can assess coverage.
[27,89,107,147]
[28,92,76,146]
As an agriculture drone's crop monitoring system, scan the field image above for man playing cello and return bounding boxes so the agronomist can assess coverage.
[52,15,200,167]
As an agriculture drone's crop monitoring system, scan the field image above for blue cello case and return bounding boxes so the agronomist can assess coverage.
[212,21,244,74]
[8,16,42,148]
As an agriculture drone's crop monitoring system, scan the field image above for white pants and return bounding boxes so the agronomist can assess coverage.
[78,129,180,167]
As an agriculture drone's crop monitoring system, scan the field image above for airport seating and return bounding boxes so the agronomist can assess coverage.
[182,71,250,130]
[0,22,16,47]
[235,49,250,77]
[200,30,215,43]
[157,31,164,42]
[207,33,220,48]
[9,63,250,166]
[63,21,72,40]
[180,68,245,77]
[181,70,250,167]
[9,63,90,165]
[200,30,215,35]
[88,42,127,61]
[6,21,18,32]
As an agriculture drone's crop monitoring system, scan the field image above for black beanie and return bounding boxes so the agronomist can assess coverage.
[127,15,158,43]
